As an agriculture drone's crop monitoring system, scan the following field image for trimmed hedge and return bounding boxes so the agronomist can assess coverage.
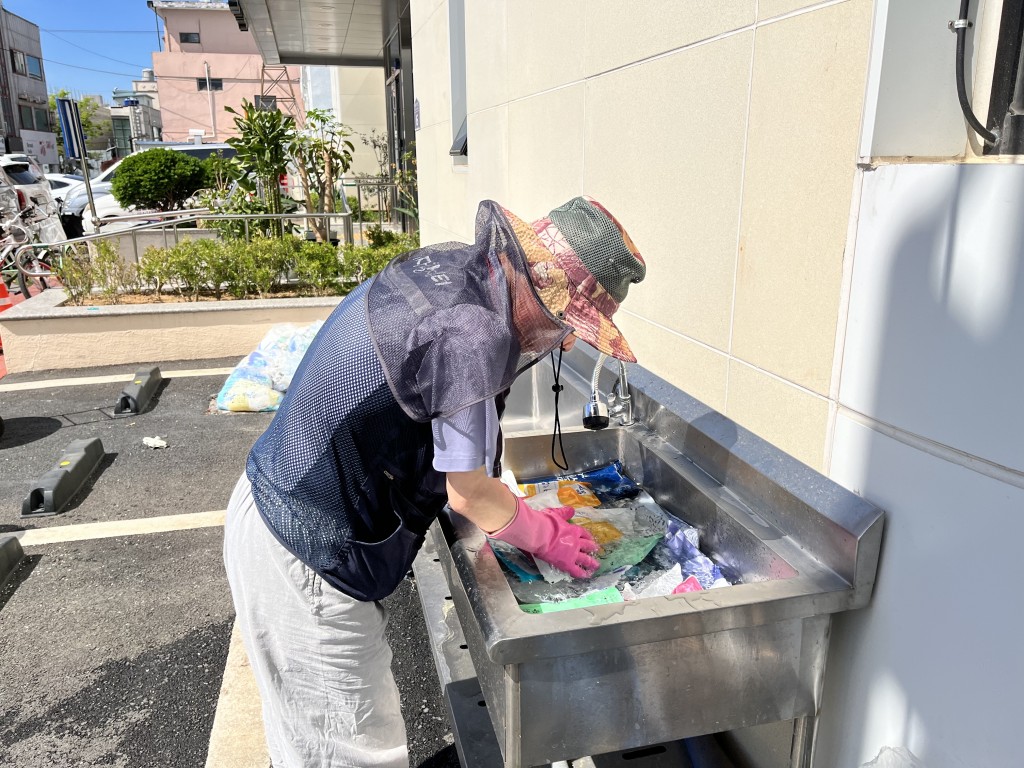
[57,232,421,305]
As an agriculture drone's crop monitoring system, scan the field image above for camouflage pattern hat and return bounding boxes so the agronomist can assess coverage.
[502,196,646,362]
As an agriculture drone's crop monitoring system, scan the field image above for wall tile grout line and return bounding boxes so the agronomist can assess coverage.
[489,0,854,113]
[726,21,759,414]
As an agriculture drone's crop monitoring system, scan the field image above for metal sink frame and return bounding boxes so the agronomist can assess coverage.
[414,346,884,768]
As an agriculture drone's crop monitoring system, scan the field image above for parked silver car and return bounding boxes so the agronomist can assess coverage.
[0,154,65,242]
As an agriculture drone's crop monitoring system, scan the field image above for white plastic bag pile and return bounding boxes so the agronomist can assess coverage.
[215,322,324,412]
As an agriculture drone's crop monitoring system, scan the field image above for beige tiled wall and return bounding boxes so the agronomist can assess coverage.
[758,0,829,19]
[412,0,873,476]
[732,0,873,395]
[334,67,386,179]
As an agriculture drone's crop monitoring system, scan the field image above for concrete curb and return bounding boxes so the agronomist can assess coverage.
[0,289,342,374]
[0,535,25,589]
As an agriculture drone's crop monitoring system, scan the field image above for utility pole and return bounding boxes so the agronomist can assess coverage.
[204,61,217,141]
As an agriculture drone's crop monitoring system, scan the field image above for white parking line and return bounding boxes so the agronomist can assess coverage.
[13,510,226,546]
[0,367,236,393]
[205,622,270,768]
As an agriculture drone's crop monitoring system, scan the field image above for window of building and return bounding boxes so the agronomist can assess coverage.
[254,95,277,111]
[179,31,201,44]
[18,104,33,131]
[112,117,133,156]
[33,108,49,131]
[197,78,223,91]
[26,55,42,79]
[10,50,26,76]
[448,0,468,160]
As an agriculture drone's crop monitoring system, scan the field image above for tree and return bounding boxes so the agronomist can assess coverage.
[110,148,207,212]
[289,108,354,241]
[48,89,107,158]
[225,100,294,236]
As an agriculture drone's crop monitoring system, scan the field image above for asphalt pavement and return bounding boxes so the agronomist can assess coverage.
[0,358,461,768]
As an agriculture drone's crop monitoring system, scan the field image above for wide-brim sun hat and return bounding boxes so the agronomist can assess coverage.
[501,196,646,363]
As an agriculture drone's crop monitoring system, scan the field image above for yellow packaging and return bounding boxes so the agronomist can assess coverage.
[519,481,601,509]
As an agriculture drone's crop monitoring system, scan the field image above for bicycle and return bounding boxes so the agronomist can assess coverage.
[0,208,49,297]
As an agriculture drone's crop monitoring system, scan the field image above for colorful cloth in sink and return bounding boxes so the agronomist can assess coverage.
[519,461,640,503]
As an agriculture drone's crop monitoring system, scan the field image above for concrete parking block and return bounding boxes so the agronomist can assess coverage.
[0,535,24,588]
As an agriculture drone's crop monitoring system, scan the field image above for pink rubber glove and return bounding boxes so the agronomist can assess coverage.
[489,497,601,579]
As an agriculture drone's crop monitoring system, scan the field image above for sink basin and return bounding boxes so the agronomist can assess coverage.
[429,349,883,767]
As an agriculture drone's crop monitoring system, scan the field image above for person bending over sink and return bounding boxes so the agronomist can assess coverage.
[223,196,646,767]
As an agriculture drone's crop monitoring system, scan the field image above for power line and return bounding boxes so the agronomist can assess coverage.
[43,29,156,34]
[42,30,148,70]
[43,58,138,77]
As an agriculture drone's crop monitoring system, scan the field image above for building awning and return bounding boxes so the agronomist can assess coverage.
[232,0,384,67]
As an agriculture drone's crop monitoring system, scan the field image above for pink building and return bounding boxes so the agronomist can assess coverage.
[148,0,303,143]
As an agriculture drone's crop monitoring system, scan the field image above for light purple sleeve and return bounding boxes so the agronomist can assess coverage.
[432,399,500,474]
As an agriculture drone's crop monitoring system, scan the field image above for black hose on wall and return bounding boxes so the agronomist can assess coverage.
[955,0,1000,144]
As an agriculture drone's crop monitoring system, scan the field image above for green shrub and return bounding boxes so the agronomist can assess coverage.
[342,233,419,283]
[55,241,140,305]
[110,148,208,212]
[201,151,238,190]
[365,224,397,247]
[53,247,94,306]
[138,245,175,298]
[294,240,343,296]
[225,237,297,298]
[165,240,207,301]
[59,227,417,304]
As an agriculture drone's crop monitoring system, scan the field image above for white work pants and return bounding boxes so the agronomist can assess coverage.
[223,473,410,768]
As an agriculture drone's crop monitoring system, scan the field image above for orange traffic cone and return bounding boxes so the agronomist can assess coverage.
[0,281,12,351]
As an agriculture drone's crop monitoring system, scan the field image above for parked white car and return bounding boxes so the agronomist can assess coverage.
[0,154,65,242]
[81,194,160,234]
[62,142,235,237]
[45,173,85,206]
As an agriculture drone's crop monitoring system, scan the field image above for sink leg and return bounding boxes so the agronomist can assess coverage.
[790,716,818,768]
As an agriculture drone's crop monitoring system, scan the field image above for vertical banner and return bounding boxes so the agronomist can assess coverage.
[55,96,99,227]
[55,97,85,161]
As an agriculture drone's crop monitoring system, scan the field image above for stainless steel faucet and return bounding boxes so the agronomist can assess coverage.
[583,353,633,430]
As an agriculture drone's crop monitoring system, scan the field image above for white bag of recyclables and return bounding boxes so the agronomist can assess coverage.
[216,322,324,412]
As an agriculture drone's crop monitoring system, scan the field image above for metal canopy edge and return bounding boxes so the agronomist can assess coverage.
[235,0,384,67]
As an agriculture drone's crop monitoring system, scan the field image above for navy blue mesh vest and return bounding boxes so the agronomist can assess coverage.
[247,280,449,601]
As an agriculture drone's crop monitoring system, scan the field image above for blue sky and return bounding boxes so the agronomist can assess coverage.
[6,0,167,100]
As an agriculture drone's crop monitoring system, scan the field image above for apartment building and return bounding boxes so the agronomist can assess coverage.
[111,70,164,157]
[0,6,55,166]
[149,0,303,142]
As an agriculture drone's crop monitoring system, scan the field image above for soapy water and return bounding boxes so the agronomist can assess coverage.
[491,462,742,611]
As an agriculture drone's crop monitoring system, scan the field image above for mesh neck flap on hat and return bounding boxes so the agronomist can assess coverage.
[365,201,571,422]
[548,197,646,303]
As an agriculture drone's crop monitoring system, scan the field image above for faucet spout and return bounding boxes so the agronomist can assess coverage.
[583,353,610,430]
[609,360,634,426]
[583,353,633,429]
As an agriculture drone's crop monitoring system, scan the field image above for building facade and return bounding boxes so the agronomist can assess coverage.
[234,1,1024,766]
[301,65,387,180]
[0,6,55,166]
[149,0,303,142]
[409,2,1024,767]
[111,71,164,157]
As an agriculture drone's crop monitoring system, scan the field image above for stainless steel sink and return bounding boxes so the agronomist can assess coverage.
[418,348,884,768]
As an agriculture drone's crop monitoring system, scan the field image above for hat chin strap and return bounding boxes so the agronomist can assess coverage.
[549,347,570,471]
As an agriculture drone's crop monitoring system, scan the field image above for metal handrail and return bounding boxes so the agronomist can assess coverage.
[339,177,415,243]
[16,211,356,276]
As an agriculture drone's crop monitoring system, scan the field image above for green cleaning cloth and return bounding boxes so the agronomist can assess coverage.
[519,585,624,614]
